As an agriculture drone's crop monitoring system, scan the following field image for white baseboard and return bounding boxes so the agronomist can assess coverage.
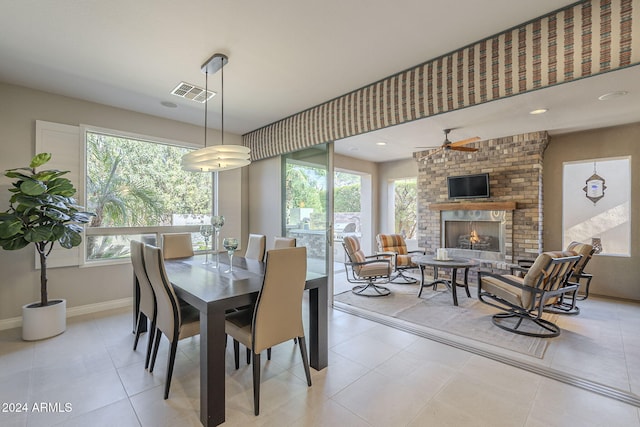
[0,297,133,331]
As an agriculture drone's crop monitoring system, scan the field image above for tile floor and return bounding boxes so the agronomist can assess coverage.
[333,264,640,403]
[1,300,639,427]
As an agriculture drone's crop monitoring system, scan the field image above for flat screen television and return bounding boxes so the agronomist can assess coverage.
[447,173,490,199]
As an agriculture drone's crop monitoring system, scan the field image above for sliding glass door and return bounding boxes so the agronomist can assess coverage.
[282,144,334,290]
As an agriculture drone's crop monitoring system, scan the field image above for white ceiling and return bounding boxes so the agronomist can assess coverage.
[1,0,638,162]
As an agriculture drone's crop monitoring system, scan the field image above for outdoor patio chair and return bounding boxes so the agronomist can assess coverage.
[478,252,581,338]
[343,235,392,297]
[376,234,425,284]
[515,241,594,314]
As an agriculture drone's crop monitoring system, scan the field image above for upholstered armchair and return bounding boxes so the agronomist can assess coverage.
[478,252,581,337]
[565,241,595,301]
[343,235,392,297]
[376,234,425,284]
[515,241,594,314]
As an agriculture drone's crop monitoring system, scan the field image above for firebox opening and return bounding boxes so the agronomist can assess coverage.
[444,220,501,252]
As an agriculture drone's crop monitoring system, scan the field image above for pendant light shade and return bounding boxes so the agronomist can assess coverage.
[181,144,251,172]
[181,53,251,172]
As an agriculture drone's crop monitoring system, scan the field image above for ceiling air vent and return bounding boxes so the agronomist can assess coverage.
[170,82,216,103]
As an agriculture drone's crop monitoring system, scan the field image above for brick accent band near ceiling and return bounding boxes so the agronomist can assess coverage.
[243,0,640,161]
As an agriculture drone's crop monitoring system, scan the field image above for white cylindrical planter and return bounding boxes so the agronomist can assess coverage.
[22,299,66,341]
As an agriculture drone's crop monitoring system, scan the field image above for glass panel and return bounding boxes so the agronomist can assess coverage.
[282,144,332,276]
[86,234,157,261]
[393,177,417,239]
[85,131,212,260]
[562,157,631,256]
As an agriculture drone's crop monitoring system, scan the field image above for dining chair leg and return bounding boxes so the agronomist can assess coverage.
[252,351,261,416]
[164,339,178,399]
[246,347,251,365]
[297,336,312,387]
[144,323,156,369]
[133,313,144,350]
[149,331,162,373]
[267,348,271,360]
[233,339,240,369]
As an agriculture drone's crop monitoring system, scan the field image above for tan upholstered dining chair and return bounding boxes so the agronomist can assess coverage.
[343,235,392,297]
[245,234,266,261]
[376,234,425,284]
[143,244,200,399]
[225,246,312,415]
[478,252,581,337]
[130,240,156,369]
[161,232,194,259]
[273,236,296,249]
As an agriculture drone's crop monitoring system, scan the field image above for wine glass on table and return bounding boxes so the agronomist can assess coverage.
[223,237,239,273]
[211,215,225,268]
[199,225,213,264]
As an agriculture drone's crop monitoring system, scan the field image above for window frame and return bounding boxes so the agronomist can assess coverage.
[81,125,214,266]
[561,156,631,258]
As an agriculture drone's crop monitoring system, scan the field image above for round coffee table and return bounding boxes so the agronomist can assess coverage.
[413,255,476,306]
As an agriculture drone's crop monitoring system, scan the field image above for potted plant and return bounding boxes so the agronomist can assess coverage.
[0,153,94,340]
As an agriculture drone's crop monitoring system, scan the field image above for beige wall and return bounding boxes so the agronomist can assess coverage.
[247,156,282,251]
[544,122,640,300]
[0,83,243,321]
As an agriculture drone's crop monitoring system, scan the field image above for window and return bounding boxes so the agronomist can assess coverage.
[562,157,631,256]
[85,130,213,262]
[334,171,361,240]
[392,178,417,239]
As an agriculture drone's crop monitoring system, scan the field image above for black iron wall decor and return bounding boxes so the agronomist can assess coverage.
[583,162,606,205]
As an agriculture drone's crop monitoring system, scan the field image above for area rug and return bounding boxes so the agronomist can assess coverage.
[334,282,557,359]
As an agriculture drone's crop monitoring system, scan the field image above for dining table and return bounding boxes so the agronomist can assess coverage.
[133,253,328,426]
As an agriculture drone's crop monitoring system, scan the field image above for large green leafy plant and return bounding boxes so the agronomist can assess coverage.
[0,153,94,307]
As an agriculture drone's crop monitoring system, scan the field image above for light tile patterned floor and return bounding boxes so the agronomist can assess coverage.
[0,300,639,426]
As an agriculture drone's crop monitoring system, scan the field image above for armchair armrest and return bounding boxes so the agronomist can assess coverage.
[510,265,530,276]
[477,270,528,291]
[407,249,426,255]
[376,251,397,256]
[345,258,392,268]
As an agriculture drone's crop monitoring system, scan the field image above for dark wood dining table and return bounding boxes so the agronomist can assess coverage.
[134,254,328,426]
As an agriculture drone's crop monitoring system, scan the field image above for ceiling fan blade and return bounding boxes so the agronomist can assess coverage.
[450,146,479,152]
[449,136,480,147]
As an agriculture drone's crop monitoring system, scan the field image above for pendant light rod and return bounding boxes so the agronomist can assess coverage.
[201,53,228,148]
[221,55,224,145]
[204,68,208,147]
[182,52,250,172]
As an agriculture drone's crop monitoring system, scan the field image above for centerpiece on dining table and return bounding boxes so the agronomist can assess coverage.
[211,215,225,268]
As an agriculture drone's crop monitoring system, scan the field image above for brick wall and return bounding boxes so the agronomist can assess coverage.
[414,131,549,263]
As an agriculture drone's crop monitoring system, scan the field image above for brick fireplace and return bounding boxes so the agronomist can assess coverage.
[414,131,549,265]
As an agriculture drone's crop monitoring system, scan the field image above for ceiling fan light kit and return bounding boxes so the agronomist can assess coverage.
[181,53,251,172]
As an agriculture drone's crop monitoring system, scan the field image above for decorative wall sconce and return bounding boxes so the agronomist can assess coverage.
[583,162,606,205]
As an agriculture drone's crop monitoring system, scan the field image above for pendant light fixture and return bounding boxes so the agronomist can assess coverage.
[181,53,251,172]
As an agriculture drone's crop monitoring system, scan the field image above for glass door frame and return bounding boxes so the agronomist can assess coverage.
[281,143,335,304]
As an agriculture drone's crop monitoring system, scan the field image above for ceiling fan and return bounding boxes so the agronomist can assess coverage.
[417,129,481,155]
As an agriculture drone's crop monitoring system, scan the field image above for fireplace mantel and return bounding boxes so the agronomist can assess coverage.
[429,201,518,211]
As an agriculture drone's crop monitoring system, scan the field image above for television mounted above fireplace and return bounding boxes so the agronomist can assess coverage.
[447,173,490,199]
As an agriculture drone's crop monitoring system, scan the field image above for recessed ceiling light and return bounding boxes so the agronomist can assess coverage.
[376,141,387,146]
[160,101,178,108]
[598,91,628,101]
[529,108,548,115]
